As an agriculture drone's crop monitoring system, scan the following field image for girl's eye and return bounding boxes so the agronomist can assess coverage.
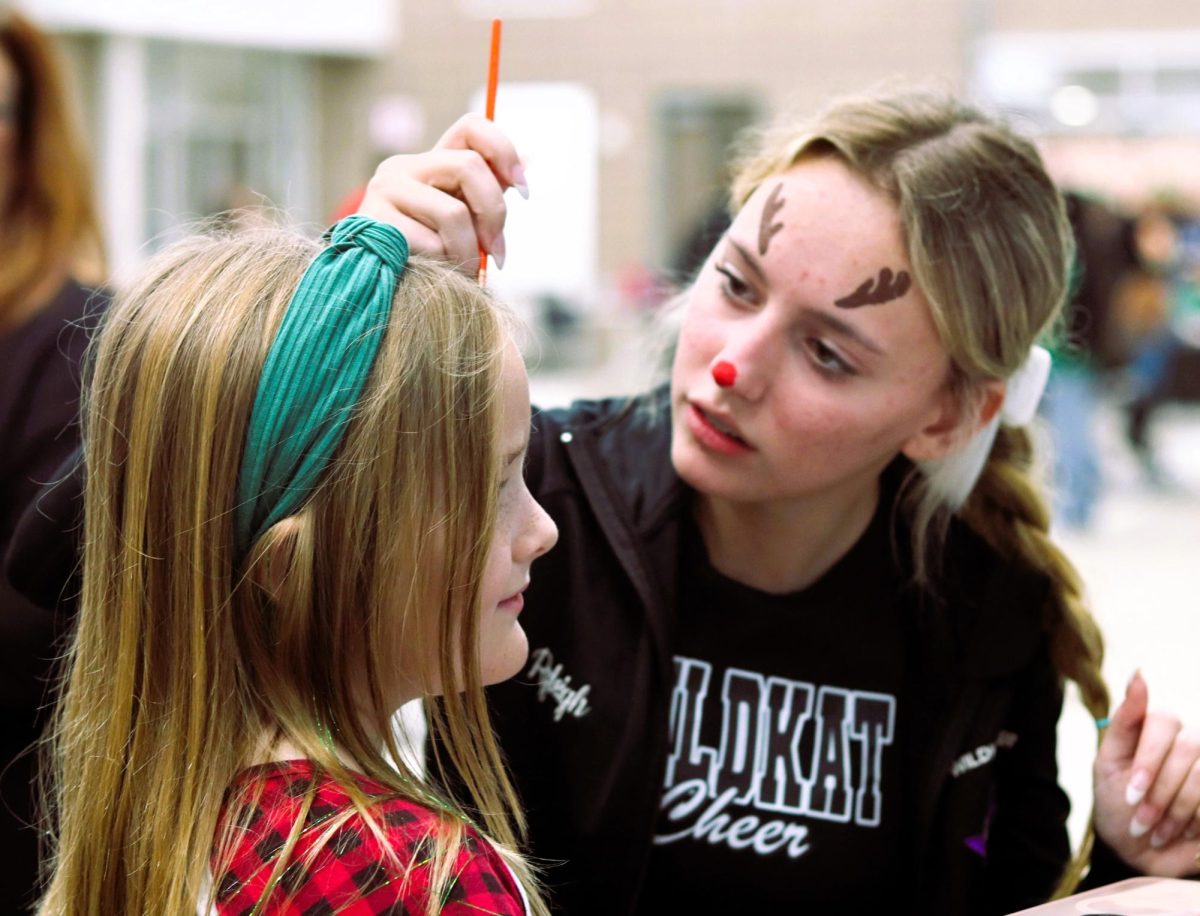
[809,339,855,376]
[714,263,754,302]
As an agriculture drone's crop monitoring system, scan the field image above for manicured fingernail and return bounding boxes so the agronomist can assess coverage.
[1150,821,1176,848]
[511,164,529,199]
[490,233,506,270]
[1126,769,1151,806]
[1130,816,1152,839]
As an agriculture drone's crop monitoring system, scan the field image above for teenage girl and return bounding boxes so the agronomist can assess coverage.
[357,90,1200,914]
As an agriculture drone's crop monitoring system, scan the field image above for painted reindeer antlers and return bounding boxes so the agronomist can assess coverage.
[758,184,786,256]
[834,267,912,309]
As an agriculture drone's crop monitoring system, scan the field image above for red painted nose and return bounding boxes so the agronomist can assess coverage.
[712,361,737,388]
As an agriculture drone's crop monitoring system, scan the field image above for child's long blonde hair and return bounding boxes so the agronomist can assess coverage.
[730,89,1107,896]
[39,227,546,915]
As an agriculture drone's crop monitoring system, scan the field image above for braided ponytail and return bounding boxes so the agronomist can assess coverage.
[960,425,1109,894]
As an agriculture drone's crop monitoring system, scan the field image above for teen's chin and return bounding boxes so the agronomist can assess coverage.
[672,424,743,489]
[672,434,783,512]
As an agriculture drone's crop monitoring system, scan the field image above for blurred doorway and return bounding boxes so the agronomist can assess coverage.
[653,92,762,279]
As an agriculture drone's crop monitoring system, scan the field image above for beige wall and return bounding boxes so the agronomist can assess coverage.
[385,1,968,280]
[47,2,1200,284]
[380,1,1200,286]
[316,56,380,220]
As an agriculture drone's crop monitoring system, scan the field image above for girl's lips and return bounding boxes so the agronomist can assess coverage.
[686,403,754,455]
[498,591,525,613]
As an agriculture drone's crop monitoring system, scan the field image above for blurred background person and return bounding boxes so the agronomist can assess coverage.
[1044,187,1200,527]
[1120,197,1194,487]
[1043,191,1137,530]
[0,8,106,912]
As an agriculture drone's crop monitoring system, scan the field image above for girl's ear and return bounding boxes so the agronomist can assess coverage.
[900,378,1005,462]
[250,517,304,601]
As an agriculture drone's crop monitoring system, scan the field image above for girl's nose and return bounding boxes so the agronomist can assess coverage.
[523,497,558,563]
[712,321,775,400]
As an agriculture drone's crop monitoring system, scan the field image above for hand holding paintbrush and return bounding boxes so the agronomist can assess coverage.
[356,19,527,278]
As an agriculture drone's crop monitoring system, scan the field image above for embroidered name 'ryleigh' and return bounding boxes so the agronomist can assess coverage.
[525,647,592,721]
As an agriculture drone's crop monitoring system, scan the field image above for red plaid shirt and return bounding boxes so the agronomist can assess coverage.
[209,760,526,915]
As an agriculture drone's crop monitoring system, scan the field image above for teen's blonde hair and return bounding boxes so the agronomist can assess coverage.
[39,227,546,915]
[0,11,105,321]
[730,89,1107,895]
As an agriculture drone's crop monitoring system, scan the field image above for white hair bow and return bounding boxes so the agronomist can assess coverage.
[915,345,1051,511]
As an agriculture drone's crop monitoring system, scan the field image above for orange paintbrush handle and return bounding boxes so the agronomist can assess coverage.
[478,18,502,285]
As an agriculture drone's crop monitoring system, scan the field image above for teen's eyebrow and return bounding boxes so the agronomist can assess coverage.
[725,238,885,357]
[725,238,768,285]
[801,308,885,356]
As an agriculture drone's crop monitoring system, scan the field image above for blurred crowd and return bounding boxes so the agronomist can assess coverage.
[1047,190,1200,529]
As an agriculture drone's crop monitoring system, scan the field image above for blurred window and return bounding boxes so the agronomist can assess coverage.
[145,41,317,246]
[976,32,1200,136]
[1156,68,1200,95]
[1063,69,1122,96]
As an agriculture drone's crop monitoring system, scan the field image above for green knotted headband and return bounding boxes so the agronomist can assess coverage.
[234,215,409,557]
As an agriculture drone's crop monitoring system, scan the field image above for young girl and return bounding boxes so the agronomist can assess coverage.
[356,90,1200,913]
[37,216,557,914]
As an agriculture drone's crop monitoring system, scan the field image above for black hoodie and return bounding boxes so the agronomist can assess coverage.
[481,388,1133,915]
